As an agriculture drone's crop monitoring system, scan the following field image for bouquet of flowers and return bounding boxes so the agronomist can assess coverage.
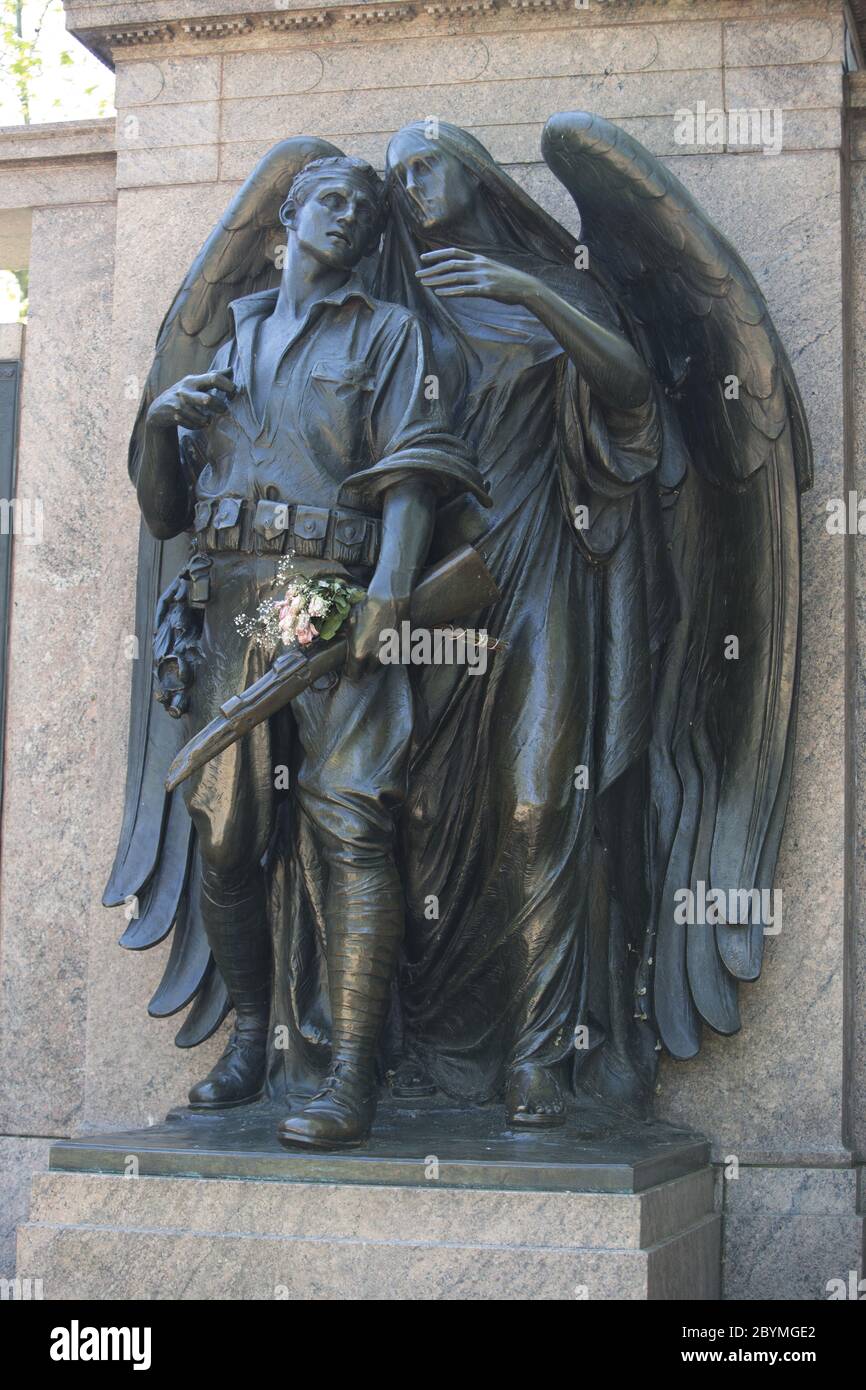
[235,560,365,650]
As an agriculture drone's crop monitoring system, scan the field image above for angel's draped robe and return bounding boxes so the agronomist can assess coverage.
[394,264,675,1103]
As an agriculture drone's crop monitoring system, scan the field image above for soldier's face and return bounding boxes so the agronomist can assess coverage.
[388,133,476,234]
[292,177,380,269]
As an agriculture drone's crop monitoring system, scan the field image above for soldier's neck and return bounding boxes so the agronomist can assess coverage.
[275,242,350,324]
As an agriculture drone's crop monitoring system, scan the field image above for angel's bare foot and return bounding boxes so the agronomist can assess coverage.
[387,1058,437,1098]
[505,1063,566,1129]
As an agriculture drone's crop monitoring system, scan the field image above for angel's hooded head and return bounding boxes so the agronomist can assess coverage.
[385,126,479,235]
[279,156,387,269]
[376,123,579,398]
[384,123,574,265]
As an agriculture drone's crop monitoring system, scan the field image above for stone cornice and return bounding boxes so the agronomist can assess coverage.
[66,0,576,65]
[63,0,854,70]
[0,117,115,166]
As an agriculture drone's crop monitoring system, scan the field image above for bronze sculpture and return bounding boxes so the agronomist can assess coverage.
[105,115,811,1149]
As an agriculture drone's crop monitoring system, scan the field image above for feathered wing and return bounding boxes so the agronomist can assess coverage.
[104,137,343,1046]
[542,112,810,1060]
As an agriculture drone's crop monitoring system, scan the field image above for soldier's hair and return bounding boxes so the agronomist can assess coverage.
[280,156,387,244]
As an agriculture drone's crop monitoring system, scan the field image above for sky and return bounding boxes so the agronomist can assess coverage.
[0,0,115,124]
[1,0,115,317]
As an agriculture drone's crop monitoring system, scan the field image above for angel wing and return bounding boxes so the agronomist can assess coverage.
[542,111,811,1060]
[104,137,343,1047]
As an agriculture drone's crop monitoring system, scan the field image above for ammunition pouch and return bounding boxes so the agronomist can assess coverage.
[191,496,381,567]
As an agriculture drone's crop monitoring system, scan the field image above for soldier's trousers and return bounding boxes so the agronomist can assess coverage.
[181,553,412,1055]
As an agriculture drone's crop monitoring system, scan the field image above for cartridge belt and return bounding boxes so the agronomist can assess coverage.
[191,497,381,567]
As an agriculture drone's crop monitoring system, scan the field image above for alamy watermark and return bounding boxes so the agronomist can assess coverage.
[674,102,783,156]
[378,623,490,675]
[49,1322,152,1370]
[673,880,781,934]
[0,1276,43,1300]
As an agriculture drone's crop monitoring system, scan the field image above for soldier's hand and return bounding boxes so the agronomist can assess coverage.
[345,585,409,681]
[147,370,237,431]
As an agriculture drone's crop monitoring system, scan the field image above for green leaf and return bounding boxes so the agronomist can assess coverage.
[318,612,345,641]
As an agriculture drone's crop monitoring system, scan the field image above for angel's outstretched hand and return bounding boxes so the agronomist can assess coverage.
[147,369,237,431]
[416,248,540,306]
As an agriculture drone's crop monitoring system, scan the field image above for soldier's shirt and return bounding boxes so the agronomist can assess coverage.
[180,277,481,522]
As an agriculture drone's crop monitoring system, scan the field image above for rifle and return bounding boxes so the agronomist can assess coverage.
[165,544,499,792]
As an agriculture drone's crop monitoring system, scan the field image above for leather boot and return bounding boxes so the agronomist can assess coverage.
[278,868,401,1149]
[189,868,271,1109]
[276,1051,376,1149]
[188,1025,268,1109]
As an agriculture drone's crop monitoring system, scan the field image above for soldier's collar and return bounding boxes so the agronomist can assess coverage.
[229,274,375,332]
[319,274,376,310]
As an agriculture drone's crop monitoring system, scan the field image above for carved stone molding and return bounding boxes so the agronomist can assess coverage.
[68,0,864,68]
[262,10,332,28]
[71,0,584,65]
[84,3,431,59]
[425,0,496,16]
[506,0,571,10]
[345,5,414,22]
[105,24,174,46]
[181,16,253,35]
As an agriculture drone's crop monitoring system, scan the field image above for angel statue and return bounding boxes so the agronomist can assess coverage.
[105,114,811,1152]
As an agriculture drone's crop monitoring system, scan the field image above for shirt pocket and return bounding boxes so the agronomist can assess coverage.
[301,359,375,456]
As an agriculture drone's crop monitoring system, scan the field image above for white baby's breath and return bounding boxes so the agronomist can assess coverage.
[235,560,366,651]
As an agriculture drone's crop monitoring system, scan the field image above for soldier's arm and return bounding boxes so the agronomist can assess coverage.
[372,476,436,605]
[344,475,435,680]
[137,369,236,539]
[344,313,457,679]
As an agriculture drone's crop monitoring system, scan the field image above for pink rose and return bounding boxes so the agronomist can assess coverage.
[279,595,303,623]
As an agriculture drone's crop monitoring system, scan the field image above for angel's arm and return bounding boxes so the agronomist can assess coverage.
[416,249,650,409]
[522,280,650,408]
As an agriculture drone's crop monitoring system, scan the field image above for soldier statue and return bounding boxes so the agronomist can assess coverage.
[107,116,810,1149]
